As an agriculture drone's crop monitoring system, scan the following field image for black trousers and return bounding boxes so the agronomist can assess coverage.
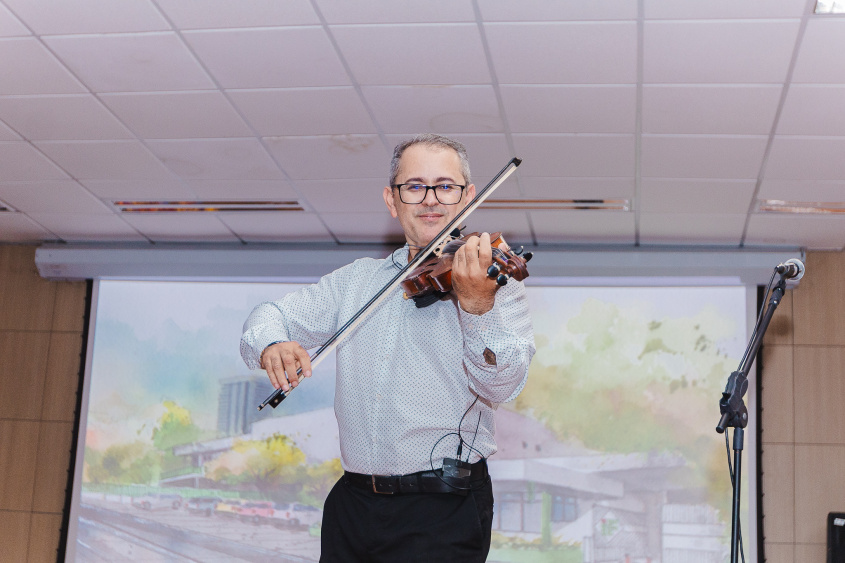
[319,475,494,562]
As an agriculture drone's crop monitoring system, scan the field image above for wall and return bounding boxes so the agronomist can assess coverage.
[763,251,845,561]
[0,245,87,562]
[1,244,842,561]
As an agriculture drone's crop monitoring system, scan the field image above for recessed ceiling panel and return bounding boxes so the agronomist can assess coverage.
[0,181,110,213]
[0,95,133,140]
[486,22,637,84]
[765,137,845,180]
[183,27,349,88]
[26,212,147,242]
[777,85,845,136]
[640,213,746,246]
[364,85,502,133]
[317,0,475,23]
[219,211,336,243]
[746,214,845,250]
[791,19,845,83]
[331,24,490,85]
[264,135,389,180]
[296,178,387,213]
[35,140,177,181]
[642,85,782,135]
[321,211,405,244]
[3,0,168,34]
[758,178,845,202]
[512,135,635,177]
[644,0,806,19]
[0,38,85,95]
[156,0,319,29]
[518,177,635,200]
[503,85,636,134]
[80,179,196,200]
[228,87,376,136]
[644,21,799,83]
[44,33,215,93]
[0,3,29,37]
[641,135,768,178]
[640,178,756,214]
[185,179,296,200]
[530,210,635,244]
[100,91,253,139]
[0,214,55,242]
[121,213,240,242]
[0,142,70,181]
[0,120,21,141]
[146,138,284,180]
[478,0,638,21]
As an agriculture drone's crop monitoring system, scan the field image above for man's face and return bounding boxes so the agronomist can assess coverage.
[383,144,476,252]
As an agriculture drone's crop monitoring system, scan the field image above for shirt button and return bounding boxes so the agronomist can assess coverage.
[376,394,382,401]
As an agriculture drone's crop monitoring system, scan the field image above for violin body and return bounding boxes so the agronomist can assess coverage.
[401,231,532,308]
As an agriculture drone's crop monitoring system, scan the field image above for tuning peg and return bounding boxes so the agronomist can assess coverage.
[449,227,462,238]
[523,252,533,262]
[487,264,501,278]
[514,246,524,255]
[496,274,509,286]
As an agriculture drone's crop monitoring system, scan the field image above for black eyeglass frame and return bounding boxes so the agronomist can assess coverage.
[391,183,467,205]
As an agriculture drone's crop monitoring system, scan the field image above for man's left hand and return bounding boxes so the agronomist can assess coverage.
[452,232,501,315]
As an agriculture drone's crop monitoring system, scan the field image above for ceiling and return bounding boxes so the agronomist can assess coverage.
[1,0,845,250]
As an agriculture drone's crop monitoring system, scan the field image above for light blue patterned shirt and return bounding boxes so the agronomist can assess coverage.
[241,246,535,475]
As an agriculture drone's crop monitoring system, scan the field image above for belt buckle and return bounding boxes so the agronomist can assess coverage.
[371,475,395,494]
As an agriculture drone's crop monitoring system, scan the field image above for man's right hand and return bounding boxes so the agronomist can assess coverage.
[260,341,312,392]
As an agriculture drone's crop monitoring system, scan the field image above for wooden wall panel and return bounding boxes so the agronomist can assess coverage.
[793,346,845,444]
[793,252,845,346]
[793,444,845,544]
[27,513,62,563]
[762,543,794,563]
[32,421,74,514]
[761,444,795,544]
[0,420,40,511]
[41,332,84,423]
[0,510,31,561]
[0,332,51,421]
[51,281,87,334]
[0,247,56,332]
[763,289,793,346]
[760,344,794,444]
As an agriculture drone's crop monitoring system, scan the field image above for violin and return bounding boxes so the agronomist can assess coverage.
[401,228,533,308]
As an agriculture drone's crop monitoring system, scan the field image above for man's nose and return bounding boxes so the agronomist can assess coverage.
[421,187,440,206]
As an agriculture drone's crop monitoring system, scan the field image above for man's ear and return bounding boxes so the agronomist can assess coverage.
[383,185,399,218]
[465,184,476,205]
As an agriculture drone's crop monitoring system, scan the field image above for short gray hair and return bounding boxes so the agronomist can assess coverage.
[389,134,471,187]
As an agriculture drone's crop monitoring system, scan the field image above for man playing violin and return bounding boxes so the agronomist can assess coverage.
[241,134,535,562]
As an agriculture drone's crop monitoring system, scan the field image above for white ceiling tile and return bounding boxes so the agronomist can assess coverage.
[503,85,636,134]
[296,178,387,213]
[183,28,349,88]
[146,138,284,180]
[486,22,637,84]
[0,3,28,36]
[479,0,638,21]
[530,210,635,244]
[80,179,196,199]
[758,179,845,202]
[363,86,502,134]
[641,135,768,178]
[332,24,489,85]
[228,87,376,136]
[640,178,756,214]
[0,142,69,181]
[100,91,252,139]
[777,86,845,136]
[645,0,806,19]
[184,179,297,200]
[35,140,177,180]
[0,95,133,140]
[264,135,390,180]
[384,133,513,181]
[321,212,405,244]
[318,0,475,23]
[3,0,168,35]
[0,213,55,241]
[462,209,533,245]
[644,21,799,83]
[26,212,146,241]
[44,33,214,93]
[0,38,85,95]
[156,0,319,29]
[519,177,635,199]
[120,213,239,242]
[0,180,110,213]
[640,213,746,245]
[792,19,845,83]
[0,120,20,140]
[643,85,782,135]
[765,137,845,180]
[512,135,635,177]
[745,214,845,250]
[219,211,335,243]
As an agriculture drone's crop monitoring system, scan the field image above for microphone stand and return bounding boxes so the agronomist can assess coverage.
[716,273,788,563]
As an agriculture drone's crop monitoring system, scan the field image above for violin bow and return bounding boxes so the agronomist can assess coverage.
[258,157,522,410]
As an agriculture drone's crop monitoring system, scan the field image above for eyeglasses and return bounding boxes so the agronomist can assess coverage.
[392,183,466,205]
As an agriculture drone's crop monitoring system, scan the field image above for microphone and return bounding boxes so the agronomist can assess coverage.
[776,258,805,281]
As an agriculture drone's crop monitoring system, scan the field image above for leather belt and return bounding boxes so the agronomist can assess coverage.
[344,459,488,495]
